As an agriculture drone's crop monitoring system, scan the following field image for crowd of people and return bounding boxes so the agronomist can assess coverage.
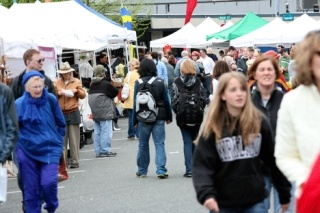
[1,30,320,213]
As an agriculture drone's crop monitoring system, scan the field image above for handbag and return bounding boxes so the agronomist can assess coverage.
[121,72,131,100]
[0,167,7,203]
[58,155,68,182]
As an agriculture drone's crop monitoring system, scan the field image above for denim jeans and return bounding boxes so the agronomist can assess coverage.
[180,126,199,174]
[210,200,267,213]
[127,109,138,138]
[264,176,296,213]
[204,75,212,99]
[137,120,167,175]
[94,120,113,155]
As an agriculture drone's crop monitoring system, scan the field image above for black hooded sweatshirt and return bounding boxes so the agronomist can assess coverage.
[192,117,291,208]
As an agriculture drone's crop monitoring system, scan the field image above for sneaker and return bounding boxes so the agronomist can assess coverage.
[183,173,192,178]
[102,151,117,157]
[136,172,147,178]
[96,153,108,158]
[113,123,121,131]
[157,173,169,179]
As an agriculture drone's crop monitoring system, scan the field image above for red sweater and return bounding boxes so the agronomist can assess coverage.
[297,154,320,213]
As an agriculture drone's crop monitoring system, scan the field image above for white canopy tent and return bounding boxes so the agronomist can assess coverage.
[196,21,234,47]
[2,0,136,57]
[282,14,319,44]
[185,18,224,48]
[230,18,288,47]
[150,22,196,48]
[0,0,137,78]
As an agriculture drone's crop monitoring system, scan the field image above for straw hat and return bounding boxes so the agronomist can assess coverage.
[58,62,75,74]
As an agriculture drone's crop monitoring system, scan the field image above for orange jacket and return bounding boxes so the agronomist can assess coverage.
[54,77,86,113]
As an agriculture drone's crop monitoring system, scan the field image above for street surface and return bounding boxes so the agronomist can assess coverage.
[0,117,208,213]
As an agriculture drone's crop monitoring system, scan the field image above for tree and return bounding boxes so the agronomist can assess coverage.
[0,0,151,38]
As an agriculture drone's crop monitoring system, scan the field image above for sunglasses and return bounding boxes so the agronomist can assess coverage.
[33,58,45,63]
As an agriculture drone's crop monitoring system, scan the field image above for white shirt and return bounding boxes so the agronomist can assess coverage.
[199,55,215,75]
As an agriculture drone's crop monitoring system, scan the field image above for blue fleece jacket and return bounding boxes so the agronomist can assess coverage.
[15,91,66,164]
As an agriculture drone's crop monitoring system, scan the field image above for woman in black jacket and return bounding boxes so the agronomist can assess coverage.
[247,56,294,213]
[192,72,291,213]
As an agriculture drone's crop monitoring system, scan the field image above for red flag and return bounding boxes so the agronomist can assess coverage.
[184,0,197,24]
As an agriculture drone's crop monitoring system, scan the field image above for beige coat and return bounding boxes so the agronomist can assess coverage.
[54,76,86,113]
[122,69,140,109]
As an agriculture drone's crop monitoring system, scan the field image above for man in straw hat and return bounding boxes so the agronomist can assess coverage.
[54,62,86,169]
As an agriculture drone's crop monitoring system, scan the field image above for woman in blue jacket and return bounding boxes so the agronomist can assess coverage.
[15,71,66,213]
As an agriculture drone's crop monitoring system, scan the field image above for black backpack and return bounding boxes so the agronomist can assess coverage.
[135,77,158,123]
[175,80,204,127]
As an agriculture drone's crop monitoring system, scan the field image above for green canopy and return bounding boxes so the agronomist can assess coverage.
[206,12,268,41]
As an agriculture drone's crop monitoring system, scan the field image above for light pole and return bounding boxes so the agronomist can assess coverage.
[274,0,279,17]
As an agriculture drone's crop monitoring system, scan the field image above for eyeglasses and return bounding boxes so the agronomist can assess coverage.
[30,85,44,90]
[33,58,45,63]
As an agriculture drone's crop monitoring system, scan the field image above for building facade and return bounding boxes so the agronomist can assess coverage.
[134,0,320,50]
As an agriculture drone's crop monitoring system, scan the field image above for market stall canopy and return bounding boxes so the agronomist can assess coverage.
[282,14,319,44]
[1,0,136,57]
[0,5,8,13]
[187,17,222,47]
[206,12,268,41]
[150,22,195,48]
[230,18,288,47]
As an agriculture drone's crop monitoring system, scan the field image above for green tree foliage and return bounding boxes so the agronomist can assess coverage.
[0,0,151,38]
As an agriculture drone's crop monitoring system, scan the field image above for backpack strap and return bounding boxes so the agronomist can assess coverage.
[147,76,157,85]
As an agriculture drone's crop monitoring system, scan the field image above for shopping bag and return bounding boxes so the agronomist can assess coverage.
[0,167,7,203]
[58,156,68,182]
[121,83,130,100]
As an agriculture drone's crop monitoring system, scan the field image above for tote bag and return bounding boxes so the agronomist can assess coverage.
[121,72,131,101]
[0,167,7,203]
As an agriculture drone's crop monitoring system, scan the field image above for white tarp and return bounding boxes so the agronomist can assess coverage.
[1,0,136,57]
[282,14,319,44]
[230,18,288,47]
[150,22,196,48]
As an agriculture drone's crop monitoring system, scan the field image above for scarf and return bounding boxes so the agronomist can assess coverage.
[22,89,48,124]
[180,74,196,87]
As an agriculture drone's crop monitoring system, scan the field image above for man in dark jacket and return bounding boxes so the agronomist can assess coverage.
[9,48,55,213]
[10,49,55,99]
[0,82,18,165]
[88,65,118,158]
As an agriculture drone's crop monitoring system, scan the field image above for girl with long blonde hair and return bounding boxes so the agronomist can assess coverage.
[193,72,291,213]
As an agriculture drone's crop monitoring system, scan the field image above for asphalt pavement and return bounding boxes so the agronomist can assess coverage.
[0,116,208,213]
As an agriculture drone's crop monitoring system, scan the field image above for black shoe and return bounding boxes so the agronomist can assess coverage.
[101,151,117,157]
[157,173,169,179]
[136,172,147,178]
[70,164,79,169]
[183,173,192,178]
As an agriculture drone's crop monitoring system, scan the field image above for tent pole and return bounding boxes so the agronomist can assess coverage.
[135,41,139,60]
[106,48,112,79]
[124,40,129,73]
